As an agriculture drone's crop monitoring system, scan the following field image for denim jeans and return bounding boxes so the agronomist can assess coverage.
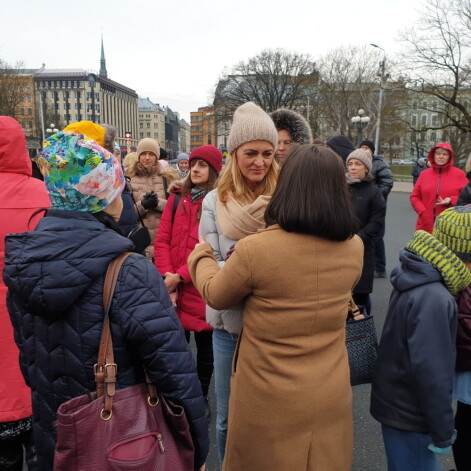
[382,425,442,471]
[212,329,238,470]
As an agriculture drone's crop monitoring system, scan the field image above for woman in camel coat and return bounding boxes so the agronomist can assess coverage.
[189,145,363,471]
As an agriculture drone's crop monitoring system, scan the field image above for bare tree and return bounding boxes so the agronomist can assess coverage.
[213,49,318,133]
[0,59,26,117]
[399,0,471,134]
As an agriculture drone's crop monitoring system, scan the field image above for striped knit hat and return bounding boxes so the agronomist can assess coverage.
[433,206,471,262]
[406,229,471,294]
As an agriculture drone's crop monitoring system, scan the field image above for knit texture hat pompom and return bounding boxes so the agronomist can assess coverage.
[227,102,278,155]
[406,229,471,294]
[39,131,124,213]
[346,149,373,174]
[189,145,223,175]
[136,138,160,160]
[433,205,471,262]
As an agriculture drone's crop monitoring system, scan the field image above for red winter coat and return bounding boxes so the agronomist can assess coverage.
[154,189,211,331]
[410,142,467,233]
[0,116,50,422]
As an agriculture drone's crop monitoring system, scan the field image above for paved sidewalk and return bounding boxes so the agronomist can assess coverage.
[392,181,413,193]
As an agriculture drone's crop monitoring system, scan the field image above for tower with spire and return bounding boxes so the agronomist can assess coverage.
[99,35,108,78]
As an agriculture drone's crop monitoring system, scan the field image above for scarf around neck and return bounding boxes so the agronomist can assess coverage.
[216,193,271,240]
[406,230,471,294]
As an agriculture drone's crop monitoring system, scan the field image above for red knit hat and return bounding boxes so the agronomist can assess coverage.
[189,145,223,175]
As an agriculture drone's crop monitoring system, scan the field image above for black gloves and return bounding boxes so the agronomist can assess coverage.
[141,191,158,210]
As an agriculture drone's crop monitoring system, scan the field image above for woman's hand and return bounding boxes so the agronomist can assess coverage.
[164,272,181,293]
[436,196,451,206]
[194,235,208,249]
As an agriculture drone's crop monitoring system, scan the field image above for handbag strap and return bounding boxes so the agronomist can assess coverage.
[347,297,365,321]
[95,252,133,418]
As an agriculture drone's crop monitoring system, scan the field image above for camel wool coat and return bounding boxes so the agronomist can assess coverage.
[188,225,363,471]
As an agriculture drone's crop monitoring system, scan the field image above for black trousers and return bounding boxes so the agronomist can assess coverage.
[453,400,471,471]
[185,330,214,396]
[0,429,36,471]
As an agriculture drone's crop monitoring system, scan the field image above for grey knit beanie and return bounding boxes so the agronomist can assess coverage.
[227,102,278,155]
[346,149,372,174]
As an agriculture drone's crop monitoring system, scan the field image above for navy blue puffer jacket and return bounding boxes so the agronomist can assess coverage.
[3,210,208,470]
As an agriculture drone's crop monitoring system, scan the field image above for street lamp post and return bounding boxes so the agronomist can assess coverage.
[370,43,387,154]
[46,123,59,137]
[351,109,370,146]
[125,131,132,155]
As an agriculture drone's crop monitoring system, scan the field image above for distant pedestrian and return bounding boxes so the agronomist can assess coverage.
[359,140,393,278]
[270,108,312,165]
[412,157,427,185]
[0,116,50,471]
[176,152,190,177]
[346,149,385,312]
[129,138,177,260]
[198,101,279,469]
[189,144,362,471]
[371,206,471,471]
[410,142,468,233]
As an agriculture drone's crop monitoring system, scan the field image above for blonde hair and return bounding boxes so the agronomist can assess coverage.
[123,152,137,177]
[217,149,279,204]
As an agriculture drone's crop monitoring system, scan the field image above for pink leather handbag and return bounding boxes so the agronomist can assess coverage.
[53,253,195,470]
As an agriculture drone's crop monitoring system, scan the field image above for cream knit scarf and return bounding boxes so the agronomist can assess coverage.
[216,194,271,240]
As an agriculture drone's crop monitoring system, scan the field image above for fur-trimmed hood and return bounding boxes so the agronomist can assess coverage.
[270,108,313,145]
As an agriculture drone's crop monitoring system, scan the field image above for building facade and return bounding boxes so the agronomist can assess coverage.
[164,106,180,158]
[190,106,216,151]
[138,97,166,147]
[34,67,138,149]
[179,119,191,153]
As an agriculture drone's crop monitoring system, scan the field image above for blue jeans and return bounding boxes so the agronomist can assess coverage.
[382,425,442,471]
[212,329,238,470]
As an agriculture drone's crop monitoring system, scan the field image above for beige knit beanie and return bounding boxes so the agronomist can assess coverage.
[136,138,160,159]
[346,149,372,174]
[227,102,278,155]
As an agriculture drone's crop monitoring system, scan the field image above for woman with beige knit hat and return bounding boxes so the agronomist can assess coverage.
[129,138,178,260]
[198,101,279,469]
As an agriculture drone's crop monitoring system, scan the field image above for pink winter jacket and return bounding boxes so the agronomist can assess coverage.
[154,189,211,332]
[0,116,50,422]
[410,142,468,233]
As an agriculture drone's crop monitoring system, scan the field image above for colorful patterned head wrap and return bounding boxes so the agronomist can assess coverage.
[39,131,125,213]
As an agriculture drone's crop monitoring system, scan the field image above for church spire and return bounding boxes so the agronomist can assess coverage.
[99,35,108,78]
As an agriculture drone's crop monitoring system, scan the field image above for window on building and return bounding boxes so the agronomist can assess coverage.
[154,123,158,128]
[75,103,82,109]
[62,81,66,88]
[154,133,158,138]
[432,115,438,126]
[412,102,417,110]
[420,132,426,143]
[27,95,31,102]
[20,108,24,115]
[146,123,150,128]
[26,87,31,92]
[63,91,69,99]
[76,91,81,99]
[146,132,150,137]
[423,101,428,109]
[139,132,144,138]
[27,108,32,115]
[139,123,143,128]
[412,132,417,143]
[421,115,427,126]
[431,131,437,141]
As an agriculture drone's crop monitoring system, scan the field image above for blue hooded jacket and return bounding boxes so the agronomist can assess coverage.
[370,249,457,448]
[3,210,208,469]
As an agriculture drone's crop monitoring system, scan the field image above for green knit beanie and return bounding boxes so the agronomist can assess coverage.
[406,230,471,294]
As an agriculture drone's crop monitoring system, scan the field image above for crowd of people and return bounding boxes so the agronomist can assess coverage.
[0,101,470,471]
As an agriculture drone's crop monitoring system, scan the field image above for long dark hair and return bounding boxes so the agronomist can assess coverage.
[265,145,358,241]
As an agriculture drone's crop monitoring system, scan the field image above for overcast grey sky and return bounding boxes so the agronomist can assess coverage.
[1,0,423,122]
